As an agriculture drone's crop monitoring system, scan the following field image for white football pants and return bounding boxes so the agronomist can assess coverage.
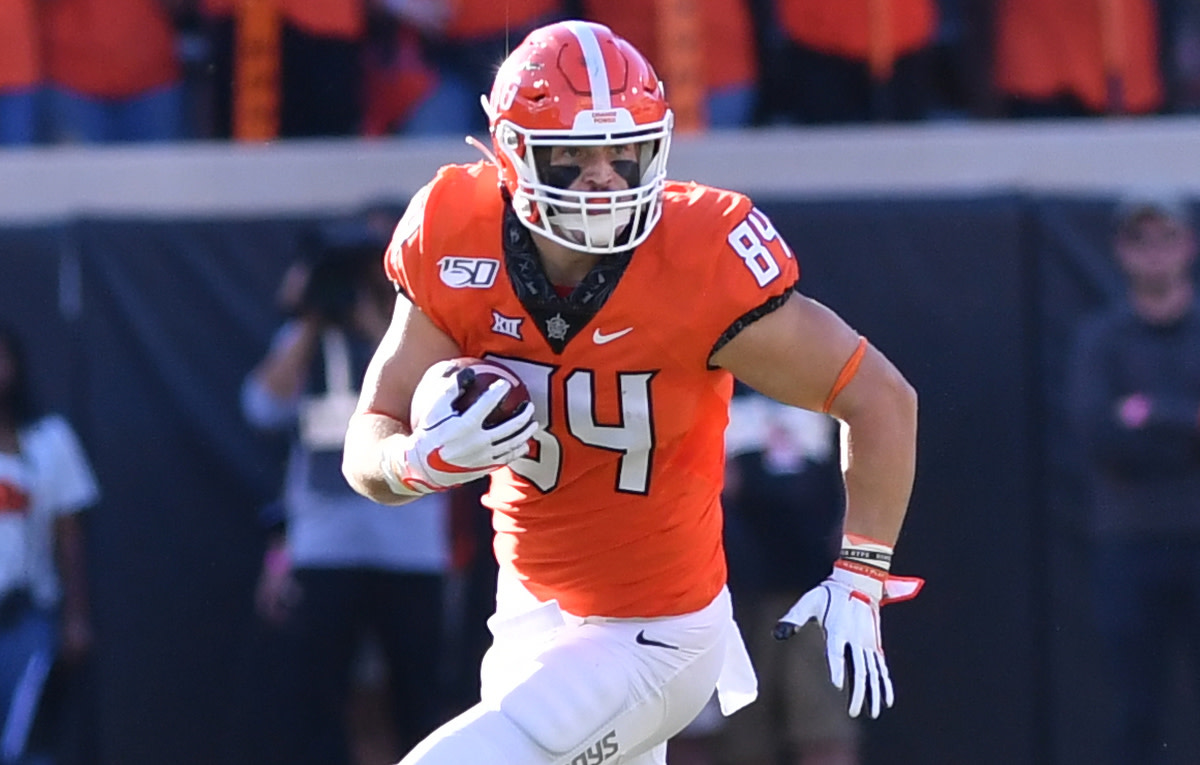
[397,573,756,765]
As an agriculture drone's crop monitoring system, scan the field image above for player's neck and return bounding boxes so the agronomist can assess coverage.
[532,233,602,289]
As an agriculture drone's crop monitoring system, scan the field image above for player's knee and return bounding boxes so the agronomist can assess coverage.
[398,704,546,765]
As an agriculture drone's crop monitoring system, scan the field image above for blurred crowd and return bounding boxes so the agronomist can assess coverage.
[2,4,1200,765]
[4,0,1200,146]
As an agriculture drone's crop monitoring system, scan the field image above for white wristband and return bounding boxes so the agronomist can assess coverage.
[839,534,893,573]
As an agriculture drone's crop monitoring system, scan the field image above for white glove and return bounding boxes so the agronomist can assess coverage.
[774,536,923,719]
[381,376,537,495]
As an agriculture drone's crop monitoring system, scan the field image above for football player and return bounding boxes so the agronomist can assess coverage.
[342,20,921,765]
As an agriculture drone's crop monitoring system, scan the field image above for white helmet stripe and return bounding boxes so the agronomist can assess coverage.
[565,21,611,110]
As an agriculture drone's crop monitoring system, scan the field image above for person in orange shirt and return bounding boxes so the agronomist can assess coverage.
[765,0,940,123]
[342,20,922,765]
[361,15,439,137]
[581,0,760,128]
[0,0,40,145]
[992,0,1163,117]
[399,0,564,136]
[41,0,184,143]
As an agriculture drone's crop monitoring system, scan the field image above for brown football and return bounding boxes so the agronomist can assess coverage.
[410,357,531,430]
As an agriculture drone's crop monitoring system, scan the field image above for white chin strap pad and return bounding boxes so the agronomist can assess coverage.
[549,208,634,248]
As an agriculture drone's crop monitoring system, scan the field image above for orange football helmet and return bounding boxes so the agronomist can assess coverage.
[481,21,674,254]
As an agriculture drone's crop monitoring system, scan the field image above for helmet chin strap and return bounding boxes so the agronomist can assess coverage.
[465,133,499,166]
[547,208,634,248]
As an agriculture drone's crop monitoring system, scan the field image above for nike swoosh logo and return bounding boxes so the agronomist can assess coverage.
[593,327,632,344]
[635,630,679,650]
[426,448,502,475]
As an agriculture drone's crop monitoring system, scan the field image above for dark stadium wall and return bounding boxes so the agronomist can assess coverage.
[762,195,1039,765]
[2,194,1197,765]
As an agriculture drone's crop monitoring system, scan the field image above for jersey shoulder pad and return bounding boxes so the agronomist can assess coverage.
[663,180,751,221]
[662,181,799,292]
[385,161,501,293]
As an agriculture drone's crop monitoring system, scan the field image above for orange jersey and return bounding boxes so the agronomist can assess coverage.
[387,162,799,618]
[278,0,364,39]
[42,0,179,98]
[443,0,561,41]
[777,0,938,62]
[993,0,1162,114]
[584,0,758,92]
[0,0,39,91]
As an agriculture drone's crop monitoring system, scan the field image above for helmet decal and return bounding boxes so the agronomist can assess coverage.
[569,21,612,110]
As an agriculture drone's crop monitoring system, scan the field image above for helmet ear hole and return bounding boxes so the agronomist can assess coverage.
[499,125,520,152]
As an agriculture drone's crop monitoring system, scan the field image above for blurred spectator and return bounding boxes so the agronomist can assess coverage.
[718,385,859,765]
[361,11,439,137]
[397,0,563,136]
[0,323,98,765]
[759,0,940,123]
[1065,191,1200,765]
[0,0,40,146]
[581,0,759,128]
[992,0,1163,117]
[41,0,185,143]
[202,0,367,139]
[240,221,453,765]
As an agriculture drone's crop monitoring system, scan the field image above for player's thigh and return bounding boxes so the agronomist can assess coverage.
[400,638,724,765]
[492,618,727,762]
[398,703,549,764]
[399,708,672,765]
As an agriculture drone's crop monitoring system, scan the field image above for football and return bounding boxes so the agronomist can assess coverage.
[410,357,531,430]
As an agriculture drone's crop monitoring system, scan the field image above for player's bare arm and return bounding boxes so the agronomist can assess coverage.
[710,291,917,546]
[341,291,461,505]
[714,291,921,718]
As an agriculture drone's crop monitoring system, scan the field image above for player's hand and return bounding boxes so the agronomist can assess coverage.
[382,376,537,495]
[774,537,922,719]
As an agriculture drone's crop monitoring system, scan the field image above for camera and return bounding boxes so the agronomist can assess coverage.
[297,221,388,325]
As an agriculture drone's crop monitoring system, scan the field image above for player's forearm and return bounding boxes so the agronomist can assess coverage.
[341,411,423,506]
[836,365,918,547]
